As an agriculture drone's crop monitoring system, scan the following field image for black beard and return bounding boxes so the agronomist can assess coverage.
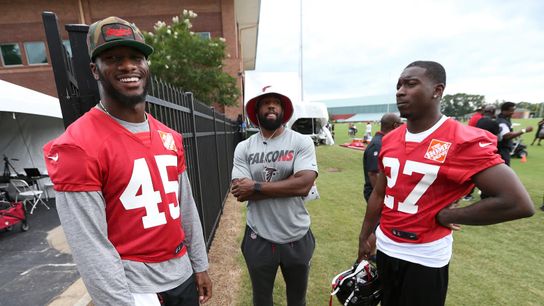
[258,112,283,131]
[399,111,410,119]
[97,69,149,107]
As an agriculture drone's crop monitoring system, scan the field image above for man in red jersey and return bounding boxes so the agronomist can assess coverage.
[467,106,483,127]
[43,17,211,306]
[463,106,483,200]
[357,61,534,306]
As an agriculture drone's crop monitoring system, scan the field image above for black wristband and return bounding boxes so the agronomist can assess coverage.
[254,182,262,193]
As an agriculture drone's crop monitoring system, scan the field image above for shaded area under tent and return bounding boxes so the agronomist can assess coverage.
[0,79,65,198]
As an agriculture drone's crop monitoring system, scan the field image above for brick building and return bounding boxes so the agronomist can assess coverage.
[0,0,259,119]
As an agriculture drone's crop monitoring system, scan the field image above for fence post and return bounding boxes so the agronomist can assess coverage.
[65,24,99,114]
[42,11,79,128]
[188,93,206,238]
[224,117,230,196]
[212,109,223,212]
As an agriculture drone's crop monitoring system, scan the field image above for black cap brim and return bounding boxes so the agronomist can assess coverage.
[91,40,154,60]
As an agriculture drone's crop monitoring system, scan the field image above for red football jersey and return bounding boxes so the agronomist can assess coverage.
[44,109,187,262]
[378,118,503,244]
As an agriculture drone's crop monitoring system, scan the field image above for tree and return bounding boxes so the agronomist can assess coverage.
[441,93,485,118]
[516,101,539,113]
[144,10,240,106]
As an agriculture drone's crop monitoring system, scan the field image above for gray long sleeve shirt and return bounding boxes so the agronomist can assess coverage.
[57,172,208,306]
[55,112,208,306]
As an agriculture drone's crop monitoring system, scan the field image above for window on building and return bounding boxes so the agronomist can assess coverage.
[0,43,23,66]
[196,32,211,40]
[62,40,72,57]
[24,41,48,65]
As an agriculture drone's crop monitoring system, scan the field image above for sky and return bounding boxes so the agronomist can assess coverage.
[254,0,544,104]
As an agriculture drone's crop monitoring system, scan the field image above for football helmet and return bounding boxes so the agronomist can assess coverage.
[330,260,381,306]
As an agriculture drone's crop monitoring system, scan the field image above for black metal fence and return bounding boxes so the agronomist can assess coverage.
[42,11,241,248]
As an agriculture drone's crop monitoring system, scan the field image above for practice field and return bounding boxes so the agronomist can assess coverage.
[237,119,544,306]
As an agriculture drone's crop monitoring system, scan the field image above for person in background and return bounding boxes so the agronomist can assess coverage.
[237,114,247,139]
[476,104,500,138]
[363,113,402,203]
[365,121,373,141]
[349,122,358,136]
[530,118,544,146]
[44,16,211,306]
[231,86,318,306]
[462,106,485,200]
[496,102,533,166]
[474,104,501,199]
[357,60,534,306]
[467,106,483,127]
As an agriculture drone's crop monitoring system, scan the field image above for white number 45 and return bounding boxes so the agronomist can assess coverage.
[120,155,180,228]
[382,157,439,214]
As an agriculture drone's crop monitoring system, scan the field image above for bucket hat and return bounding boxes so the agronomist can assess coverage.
[246,86,294,126]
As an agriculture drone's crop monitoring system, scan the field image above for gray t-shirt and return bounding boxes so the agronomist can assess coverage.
[55,110,208,305]
[232,129,318,243]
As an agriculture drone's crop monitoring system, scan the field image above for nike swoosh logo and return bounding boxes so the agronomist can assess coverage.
[479,142,493,147]
[47,153,59,162]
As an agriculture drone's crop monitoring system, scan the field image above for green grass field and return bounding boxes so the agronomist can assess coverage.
[237,119,544,306]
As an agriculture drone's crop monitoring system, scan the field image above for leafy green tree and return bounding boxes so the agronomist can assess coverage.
[441,93,485,118]
[144,10,240,106]
[516,101,539,113]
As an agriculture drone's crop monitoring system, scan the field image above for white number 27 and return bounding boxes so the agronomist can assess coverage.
[119,155,180,228]
[382,157,439,214]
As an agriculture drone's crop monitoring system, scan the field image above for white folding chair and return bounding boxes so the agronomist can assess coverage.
[10,179,49,214]
[43,182,55,200]
[35,177,55,200]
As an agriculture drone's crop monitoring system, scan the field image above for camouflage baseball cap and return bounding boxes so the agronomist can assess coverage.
[87,16,153,60]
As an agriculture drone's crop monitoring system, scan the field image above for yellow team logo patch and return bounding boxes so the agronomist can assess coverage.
[424,139,451,163]
[158,130,177,152]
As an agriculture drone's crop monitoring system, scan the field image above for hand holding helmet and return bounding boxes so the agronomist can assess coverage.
[330,260,381,306]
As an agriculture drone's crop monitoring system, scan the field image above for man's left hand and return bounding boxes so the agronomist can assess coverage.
[231,178,256,202]
[195,271,212,303]
[436,201,462,231]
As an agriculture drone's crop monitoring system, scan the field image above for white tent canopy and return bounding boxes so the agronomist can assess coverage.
[0,79,62,118]
[0,80,65,177]
[287,102,328,128]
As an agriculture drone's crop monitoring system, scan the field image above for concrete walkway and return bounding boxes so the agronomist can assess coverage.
[45,227,91,306]
[0,201,88,306]
[1,195,243,306]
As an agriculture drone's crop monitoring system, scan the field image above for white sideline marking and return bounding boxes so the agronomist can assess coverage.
[20,263,76,276]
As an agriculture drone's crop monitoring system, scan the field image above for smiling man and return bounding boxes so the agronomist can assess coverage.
[357,61,534,306]
[231,87,318,306]
[44,17,211,306]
